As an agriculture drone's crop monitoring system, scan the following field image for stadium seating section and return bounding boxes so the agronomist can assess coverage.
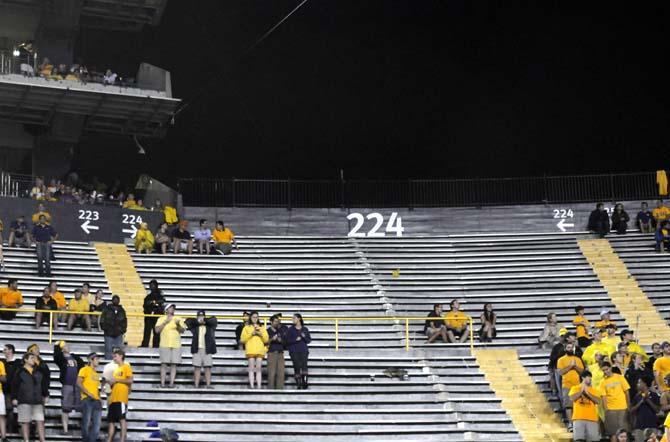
[1,231,666,441]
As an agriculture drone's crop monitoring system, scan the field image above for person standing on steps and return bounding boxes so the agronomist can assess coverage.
[53,341,85,435]
[141,280,165,348]
[267,314,288,389]
[185,310,217,389]
[100,296,127,360]
[240,311,269,389]
[155,304,185,388]
[287,313,311,390]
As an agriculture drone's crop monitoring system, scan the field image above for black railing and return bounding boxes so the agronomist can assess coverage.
[178,172,660,209]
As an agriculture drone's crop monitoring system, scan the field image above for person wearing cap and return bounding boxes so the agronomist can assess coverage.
[569,370,601,442]
[599,361,631,440]
[595,310,616,335]
[106,348,133,442]
[538,312,560,349]
[267,314,288,389]
[77,352,101,442]
[654,343,670,394]
[11,353,48,442]
[185,310,217,388]
[155,304,185,388]
[582,327,616,366]
[100,295,127,360]
[573,306,592,348]
[557,341,585,426]
[53,341,85,434]
[141,280,165,348]
[620,330,649,363]
[234,312,250,350]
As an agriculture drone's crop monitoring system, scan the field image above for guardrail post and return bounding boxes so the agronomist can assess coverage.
[335,319,339,351]
[469,317,474,355]
[405,318,410,351]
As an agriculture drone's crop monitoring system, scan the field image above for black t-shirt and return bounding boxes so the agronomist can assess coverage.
[424,311,442,332]
[172,228,191,240]
[633,391,660,430]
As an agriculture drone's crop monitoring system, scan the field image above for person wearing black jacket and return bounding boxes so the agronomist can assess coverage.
[611,203,630,235]
[286,313,312,390]
[2,344,20,434]
[141,280,165,348]
[587,203,610,237]
[267,314,288,390]
[185,310,217,389]
[34,287,58,329]
[548,332,583,410]
[11,353,49,442]
[53,341,85,434]
[99,295,127,359]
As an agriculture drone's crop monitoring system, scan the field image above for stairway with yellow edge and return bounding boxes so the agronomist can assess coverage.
[578,238,670,345]
[94,243,146,346]
[475,349,572,442]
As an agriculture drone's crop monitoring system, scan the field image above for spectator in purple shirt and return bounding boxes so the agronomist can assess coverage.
[192,219,211,255]
[286,313,311,390]
[31,215,57,277]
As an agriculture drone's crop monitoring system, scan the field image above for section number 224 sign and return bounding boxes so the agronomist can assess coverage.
[347,212,404,237]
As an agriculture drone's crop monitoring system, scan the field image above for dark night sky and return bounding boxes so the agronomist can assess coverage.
[75,1,670,186]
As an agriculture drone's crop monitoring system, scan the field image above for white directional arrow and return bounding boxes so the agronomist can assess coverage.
[122,224,138,238]
[556,218,575,232]
[80,220,100,235]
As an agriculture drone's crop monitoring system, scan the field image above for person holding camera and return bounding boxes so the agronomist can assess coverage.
[240,311,269,389]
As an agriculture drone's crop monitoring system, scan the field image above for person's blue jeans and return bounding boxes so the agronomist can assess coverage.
[104,335,124,359]
[36,242,52,275]
[81,397,102,442]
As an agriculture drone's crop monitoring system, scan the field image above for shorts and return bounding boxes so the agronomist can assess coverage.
[448,328,465,338]
[17,404,44,423]
[61,385,81,412]
[192,348,213,367]
[573,420,600,441]
[562,388,573,409]
[159,347,182,364]
[604,409,628,436]
[0,392,5,415]
[247,354,264,359]
[108,402,127,423]
[425,327,443,337]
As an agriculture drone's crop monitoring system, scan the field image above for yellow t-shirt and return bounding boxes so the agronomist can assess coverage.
[212,228,234,244]
[445,311,469,329]
[599,373,630,410]
[557,355,584,388]
[156,315,185,349]
[661,412,670,442]
[0,287,23,307]
[198,325,206,349]
[595,319,614,332]
[572,315,590,338]
[69,297,90,313]
[0,361,5,393]
[655,357,670,392]
[31,211,52,224]
[78,365,100,400]
[52,291,66,309]
[653,206,670,222]
[109,363,132,404]
[626,342,650,362]
[569,385,600,422]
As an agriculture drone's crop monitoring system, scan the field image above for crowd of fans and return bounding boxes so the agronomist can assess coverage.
[19,56,127,88]
[0,278,312,442]
[588,200,670,252]
[135,219,237,255]
[539,307,670,442]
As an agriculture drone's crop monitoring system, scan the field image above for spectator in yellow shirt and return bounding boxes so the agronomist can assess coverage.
[568,370,601,442]
[603,324,621,349]
[106,348,133,442]
[67,288,91,331]
[573,305,591,348]
[154,304,185,388]
[582,328,616,366]
[30,203,52,225]
[557,341,585,424]
[49,280,67,324]
[599,361,631,439]
[0,278,23,320]
[595,309,616,336]
[620,329,649,363]
[134,223,155,254]
[653,200,670,225]
[654,342,670,393]
[445,300,470,343]
[211,221,237,255]
[121,194,136,209]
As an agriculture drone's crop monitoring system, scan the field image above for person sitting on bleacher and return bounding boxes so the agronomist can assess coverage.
[611,203,630,235]
[8,215,30,248]
[240,311,269,389]
[134,223,155,255]
[424,304,448,343]
[573,306,591,349]
[653,200,670,227]
[67,288,91,331]
[211,221,237,255]
[445,300,470,343]
[154,222,171,254]
[30,204,51,225]
[538,312,560,350]
[0,278,23,321]
[582,327,616,366]
[478,303,497,342]
[34,287,57,329]
[48,281,67,326]
[588,203,611,237]
[193,219,212,255]
[656,221,670,253]
[637,202,654,233]
[172,221,193,255]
